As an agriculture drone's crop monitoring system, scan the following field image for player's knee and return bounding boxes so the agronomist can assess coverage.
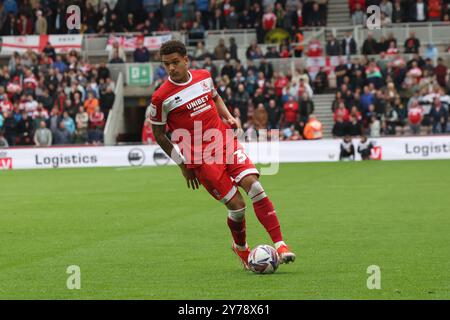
[239,174,260,193]
[226,191,246,211]
[246,180,267,203]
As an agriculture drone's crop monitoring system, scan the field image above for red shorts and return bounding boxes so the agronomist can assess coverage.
[193,140,259,204]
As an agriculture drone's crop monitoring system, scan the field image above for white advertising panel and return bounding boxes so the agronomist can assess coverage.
[1,136,449,171]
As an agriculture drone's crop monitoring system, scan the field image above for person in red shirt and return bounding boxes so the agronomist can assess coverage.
[334,102,350,122]
[142,119,156,144]
[435,58,448,88]
[262,7,277,31]
[282,95,299,128]
[408,102,424,135]
[274,72,288,97]
[148,40,295,269]
[428,0,442,21]
[349,0,366,14]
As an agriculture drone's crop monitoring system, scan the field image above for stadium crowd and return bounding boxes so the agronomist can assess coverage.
[1,0,449,147]
[349,0,450,25]
[142,30,449,143]
[0,0,329,36]
[0,44,115,147]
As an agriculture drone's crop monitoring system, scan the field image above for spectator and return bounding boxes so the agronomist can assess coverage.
[134,40,150,63]
[54,121,71,145]
[35,10,47,35]
[325,34,341,56]
[297,78,314,99]
[313,67,329,94]
[229,37,238,61]
[203,56,219,80]
[48,106,61,134]
[225,6,239,29]
[100,86,115,120]
[34,120,52,146]
[341,31,357,56]
[266,99,281,130]
[333,115,347,138]
[377,35,389,54]
[259,58,274,80]
[308,2,324,26]
[346,115,362,136]
[210,7,225,30]
[262,6,277,32]
[62,111,76,137]
[352,3,366,25]
[75,106,89,144]
[265,46,281,59]
[193,41,211,61]
[16,12,31,35]
[428,0,442,21]
[17,110,33,145]
[109,50,125,64]
[349,0,366,14]
[88,106,105,144]
[142,119,156,144]
[234,84,250,125]
[299,92,315,124]
[430,97,449,133]
[369,115,381,137]
[409,0,428,22]
[380,0,393,20]
[357,136,374,160]
[214,39,229,60]
[2,12,18,35]
[408,101,424,135]
[253,103,269,132]
[424,43,438,64]
[392,0,405,23]
[2,110,16,146]
[362,33,378,55]
[385,104,399,135]
[404,31,421,54]
[334,102,350,122]
[43,42,56,62]
[281,95,299,128]
[339,136,355,160]
[435,58,448,88]
[303,114,323,140]
[84,92,100,115]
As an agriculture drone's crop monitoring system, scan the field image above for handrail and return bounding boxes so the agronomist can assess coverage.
[104,72,124,146]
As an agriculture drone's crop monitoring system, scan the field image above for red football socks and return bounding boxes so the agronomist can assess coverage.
[227,217,247,247]
[253,197,283,243]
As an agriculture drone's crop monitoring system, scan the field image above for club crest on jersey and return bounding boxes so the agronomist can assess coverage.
[201,81,209,92]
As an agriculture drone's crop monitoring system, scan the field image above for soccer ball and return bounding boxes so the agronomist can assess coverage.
[248,244,280,274]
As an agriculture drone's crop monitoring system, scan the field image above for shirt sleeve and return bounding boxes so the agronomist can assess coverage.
[147,94,167,125]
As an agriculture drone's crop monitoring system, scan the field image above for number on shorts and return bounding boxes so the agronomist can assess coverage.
[234,150,247,164]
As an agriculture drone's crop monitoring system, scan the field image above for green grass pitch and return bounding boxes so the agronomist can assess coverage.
[1,160,449,299]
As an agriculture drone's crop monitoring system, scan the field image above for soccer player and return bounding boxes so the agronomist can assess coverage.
[147,40,295,269]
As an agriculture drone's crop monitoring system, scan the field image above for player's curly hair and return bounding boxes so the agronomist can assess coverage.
[159,40,187,57]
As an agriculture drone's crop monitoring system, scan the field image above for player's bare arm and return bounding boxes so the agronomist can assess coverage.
[152,124,199,190]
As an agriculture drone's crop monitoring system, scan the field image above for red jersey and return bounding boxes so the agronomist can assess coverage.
[283,101,299,123]
[262,13,277,30]
[408,107,423,124]
[274,76,288,96]
[148,69,231,167]
[142,124,156,144]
